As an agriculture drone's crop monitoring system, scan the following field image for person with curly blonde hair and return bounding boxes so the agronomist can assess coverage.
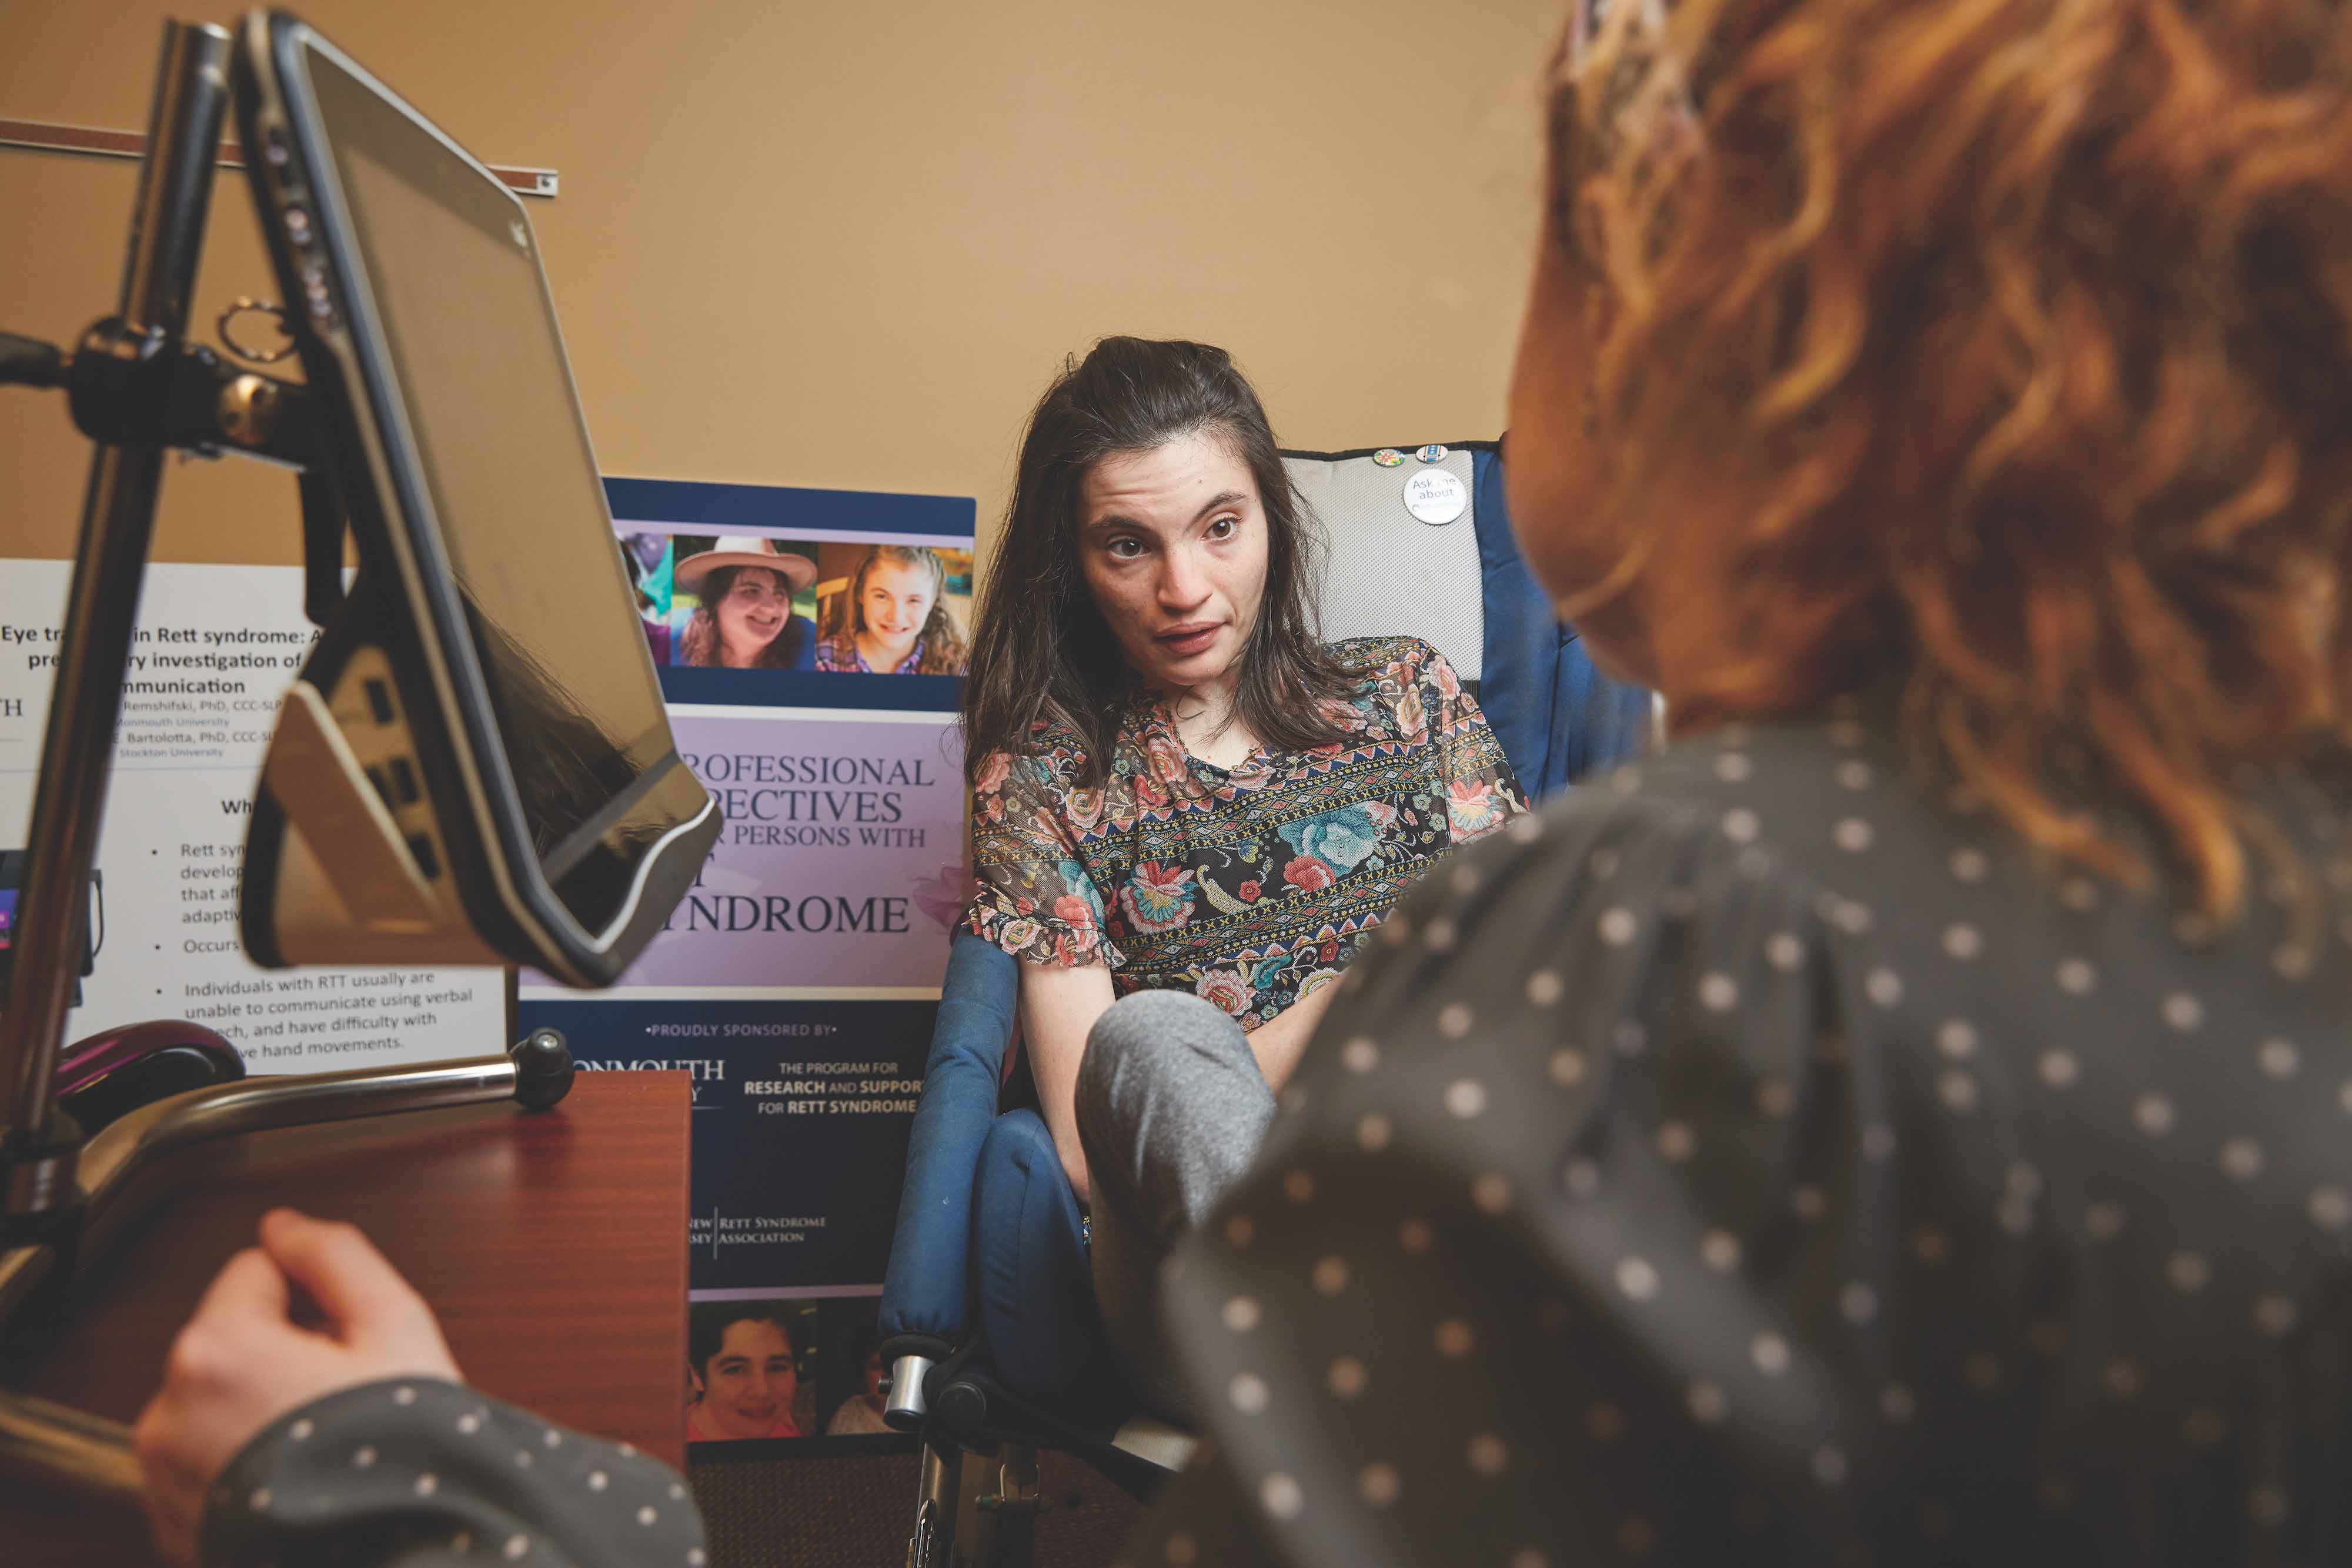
[118,3,2352,1564]
[813,544,971,674]
[1137,2,2352,1563]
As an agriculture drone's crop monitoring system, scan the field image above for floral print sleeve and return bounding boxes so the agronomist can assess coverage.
[965,744,1122,968]
[1387,641,1529,843]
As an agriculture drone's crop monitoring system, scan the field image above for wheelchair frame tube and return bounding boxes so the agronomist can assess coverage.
[0,1390,141,1501]
[0,1054,521,1333]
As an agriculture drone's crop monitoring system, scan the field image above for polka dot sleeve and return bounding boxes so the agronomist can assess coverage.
[200,1379,706,1568]
[1130,790,1889,1566]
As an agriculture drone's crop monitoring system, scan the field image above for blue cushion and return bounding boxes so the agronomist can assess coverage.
[970,1108,1097,1396]
[1551,626,1655,784]
[1470,447,1562,793]
[1471,446,1652,795]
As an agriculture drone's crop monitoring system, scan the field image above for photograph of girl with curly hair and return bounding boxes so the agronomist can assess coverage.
[813,544,973,676]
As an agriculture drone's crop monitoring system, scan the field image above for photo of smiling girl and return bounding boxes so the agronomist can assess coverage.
[813,544,971,675]
[684,1301,813,1443]
[671,535,821,671]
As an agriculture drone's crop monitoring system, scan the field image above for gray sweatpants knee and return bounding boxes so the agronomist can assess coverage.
[1074,988,1274,1421]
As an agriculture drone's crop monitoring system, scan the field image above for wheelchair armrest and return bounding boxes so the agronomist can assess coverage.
[879,928,1021,1345]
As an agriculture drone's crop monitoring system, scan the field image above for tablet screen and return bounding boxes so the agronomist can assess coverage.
[304,48,692,929]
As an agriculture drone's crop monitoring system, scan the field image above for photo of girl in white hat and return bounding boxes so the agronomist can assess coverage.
[671,535,822,671]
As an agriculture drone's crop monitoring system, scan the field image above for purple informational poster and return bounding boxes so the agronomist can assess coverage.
[620,711,968,991]
[520,476,974,1452]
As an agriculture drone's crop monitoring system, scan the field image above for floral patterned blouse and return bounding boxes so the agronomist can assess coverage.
[965,636,1528,1028]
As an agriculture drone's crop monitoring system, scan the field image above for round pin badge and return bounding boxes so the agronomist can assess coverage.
[1415,443,1449,463]
[1372,449,1406,467]
[1402,469,1468,525]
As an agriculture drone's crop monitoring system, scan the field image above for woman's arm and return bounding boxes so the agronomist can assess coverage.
[968,744,1125,1204]
[1416,641,1531,837]
[138,1211,703,1568]
[1018,958,1119,1204]
[1236,982,1339,1096]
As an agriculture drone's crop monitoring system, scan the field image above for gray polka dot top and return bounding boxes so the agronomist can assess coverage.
[1132,698,2352,1567]
[203,1379,707,1568]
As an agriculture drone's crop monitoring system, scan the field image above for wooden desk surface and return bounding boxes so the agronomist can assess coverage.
[1,1069,691,1565]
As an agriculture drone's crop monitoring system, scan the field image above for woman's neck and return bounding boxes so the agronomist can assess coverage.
[1162,668,1254,765]
[857,626,918,671]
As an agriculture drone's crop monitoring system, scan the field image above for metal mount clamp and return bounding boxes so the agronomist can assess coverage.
[215,296,295,364]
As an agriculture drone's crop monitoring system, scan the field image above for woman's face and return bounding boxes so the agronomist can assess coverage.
[1077,432,1269,694]
[714,567,789,660]
[695,1318,796,1438]
[860,560,937,650]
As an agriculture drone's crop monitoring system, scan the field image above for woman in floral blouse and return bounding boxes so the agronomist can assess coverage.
[960,335,1526,1415]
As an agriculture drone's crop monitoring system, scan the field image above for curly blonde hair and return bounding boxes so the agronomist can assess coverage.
[1550,0,2352,918]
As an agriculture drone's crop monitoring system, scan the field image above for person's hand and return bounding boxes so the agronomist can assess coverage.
[133,1208,463,1563]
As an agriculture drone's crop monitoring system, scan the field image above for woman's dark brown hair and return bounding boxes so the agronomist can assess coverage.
[679,564,806,671]
[963,336,1357,787]
[1546,0,2352,918]
[688,1304,798,1376]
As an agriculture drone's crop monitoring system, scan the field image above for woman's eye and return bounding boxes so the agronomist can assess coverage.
[1207,516,1237,540]
[1107,538,1144,560]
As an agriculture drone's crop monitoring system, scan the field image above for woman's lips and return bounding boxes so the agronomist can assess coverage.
[1157,624,1219,657]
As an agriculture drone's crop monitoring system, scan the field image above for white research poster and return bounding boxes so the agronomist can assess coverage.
[0,560,506,1069]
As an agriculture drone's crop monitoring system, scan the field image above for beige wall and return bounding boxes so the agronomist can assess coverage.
[1,0,1563,570]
